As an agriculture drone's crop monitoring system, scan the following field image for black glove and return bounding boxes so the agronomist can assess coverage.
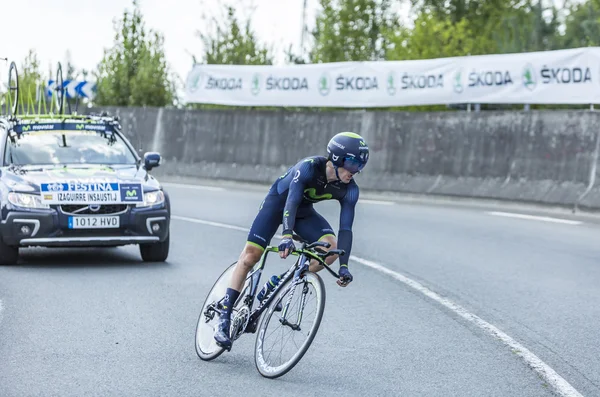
[278,235,295,259]
[338,265,353,287]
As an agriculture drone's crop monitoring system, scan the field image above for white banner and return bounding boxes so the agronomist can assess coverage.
[184,47,600,107]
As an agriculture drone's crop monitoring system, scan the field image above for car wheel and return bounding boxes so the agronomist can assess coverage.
[0,239,19,265]
[139,233,170,262]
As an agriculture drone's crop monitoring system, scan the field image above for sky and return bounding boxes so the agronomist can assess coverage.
[0,0,336,86]
[0,0,575,89]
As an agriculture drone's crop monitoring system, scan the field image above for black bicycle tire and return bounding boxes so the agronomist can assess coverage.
[55,63,64,115]
[194,261,239,361]
[253,271,326,379]
[8,62,18,116]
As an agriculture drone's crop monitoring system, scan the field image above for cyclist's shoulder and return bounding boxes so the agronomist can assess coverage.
[290,155,327,173]
[276,156,325,185]
[295,155,327,167]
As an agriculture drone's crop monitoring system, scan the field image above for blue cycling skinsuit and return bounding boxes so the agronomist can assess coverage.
[246,155,359,263]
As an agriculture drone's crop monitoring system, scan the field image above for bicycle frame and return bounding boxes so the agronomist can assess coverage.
[242,241,341,332]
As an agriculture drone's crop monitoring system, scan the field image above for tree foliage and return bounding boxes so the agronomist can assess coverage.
[386,14,487,60]
[310,0,401,63]
[94,0,176,107]
[194,3,273,65]
[6,49,46,114]
[560,0,600,47]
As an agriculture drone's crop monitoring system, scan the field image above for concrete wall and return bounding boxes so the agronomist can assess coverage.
[87,106,600,210]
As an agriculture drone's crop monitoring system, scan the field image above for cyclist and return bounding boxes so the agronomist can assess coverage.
[214,132,369,350]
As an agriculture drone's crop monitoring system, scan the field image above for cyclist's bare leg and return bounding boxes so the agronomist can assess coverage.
[308,235,338,273]
[230,243,264,291]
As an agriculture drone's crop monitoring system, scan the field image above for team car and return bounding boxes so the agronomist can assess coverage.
[0,113,170,265]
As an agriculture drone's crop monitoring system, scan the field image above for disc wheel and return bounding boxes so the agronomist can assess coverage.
[195,261,251,361]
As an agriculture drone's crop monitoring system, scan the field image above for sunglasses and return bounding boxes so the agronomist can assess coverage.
[342,156,365,174]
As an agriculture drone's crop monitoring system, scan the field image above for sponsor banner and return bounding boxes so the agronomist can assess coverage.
[40,182,143,204]
[13,122,116,134]
[184,47,600,107]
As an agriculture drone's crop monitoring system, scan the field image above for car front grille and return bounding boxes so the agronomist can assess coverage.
[60,204,129,215]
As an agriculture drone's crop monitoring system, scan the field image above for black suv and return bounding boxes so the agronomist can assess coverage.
[0,114,170,265]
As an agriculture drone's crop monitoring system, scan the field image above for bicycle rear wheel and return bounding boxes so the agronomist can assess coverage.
[254,271,326,378]
[195,261,250,361]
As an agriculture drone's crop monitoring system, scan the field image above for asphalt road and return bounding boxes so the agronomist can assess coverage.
[1,179,599,397]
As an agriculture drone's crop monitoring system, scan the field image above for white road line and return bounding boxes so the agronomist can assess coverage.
[487,211,583,225]
[349,256,582,397]
[162,183,225,192]
[172,213,583,397]
[359,199,394,205]
[171,215,247,232]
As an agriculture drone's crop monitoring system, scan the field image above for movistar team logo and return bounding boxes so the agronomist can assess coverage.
[126,190,137,197]
[304,188,332,201]
[522,64,537,91]
[76,124,84,130]
[22,125,31,132]
[318,73,331,96]
[251,74,261,95]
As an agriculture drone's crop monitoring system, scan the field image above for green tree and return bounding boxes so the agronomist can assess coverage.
[385,14,488,60]
[560,0,600,47]
[194,4,273,65]
[411,0,511,29]
[310,0,401,63]
[492,0,560,53]
[8,49,47,114]
[94,0,176,107]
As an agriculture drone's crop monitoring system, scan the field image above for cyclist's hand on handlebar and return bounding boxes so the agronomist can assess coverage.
[337,265,353,287]
[278,235,295,259]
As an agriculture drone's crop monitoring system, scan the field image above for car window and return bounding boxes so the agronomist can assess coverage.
[4,130,138,166]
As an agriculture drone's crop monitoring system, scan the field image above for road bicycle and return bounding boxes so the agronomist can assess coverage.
[194,233,346,378]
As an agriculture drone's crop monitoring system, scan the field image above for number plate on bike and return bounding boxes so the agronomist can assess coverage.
[68,216,120,229]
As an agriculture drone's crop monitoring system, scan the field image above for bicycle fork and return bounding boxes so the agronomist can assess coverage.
[279,277,311,332]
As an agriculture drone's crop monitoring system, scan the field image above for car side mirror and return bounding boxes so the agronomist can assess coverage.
[143,152,161,171]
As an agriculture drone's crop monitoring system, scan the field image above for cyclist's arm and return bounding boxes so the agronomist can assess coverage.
[337,183,359,267]
[281,161,314,236]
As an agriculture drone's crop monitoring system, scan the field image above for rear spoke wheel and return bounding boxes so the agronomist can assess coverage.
[254,272,326,378]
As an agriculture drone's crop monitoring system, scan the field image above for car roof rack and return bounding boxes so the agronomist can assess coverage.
[1,60,118,131]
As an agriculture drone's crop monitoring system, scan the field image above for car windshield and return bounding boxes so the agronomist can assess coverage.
[4,130,138,166]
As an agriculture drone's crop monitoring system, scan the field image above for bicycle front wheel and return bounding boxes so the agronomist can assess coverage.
[254,271,326,378]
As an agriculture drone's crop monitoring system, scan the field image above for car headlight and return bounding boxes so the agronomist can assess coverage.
[8,192,50,209]
[137,190,165,207]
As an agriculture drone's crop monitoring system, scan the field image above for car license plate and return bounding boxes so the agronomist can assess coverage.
[68,216,120,229]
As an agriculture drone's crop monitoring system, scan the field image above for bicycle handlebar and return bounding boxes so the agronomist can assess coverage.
[292,233,346,257]
[265,235,347,279]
